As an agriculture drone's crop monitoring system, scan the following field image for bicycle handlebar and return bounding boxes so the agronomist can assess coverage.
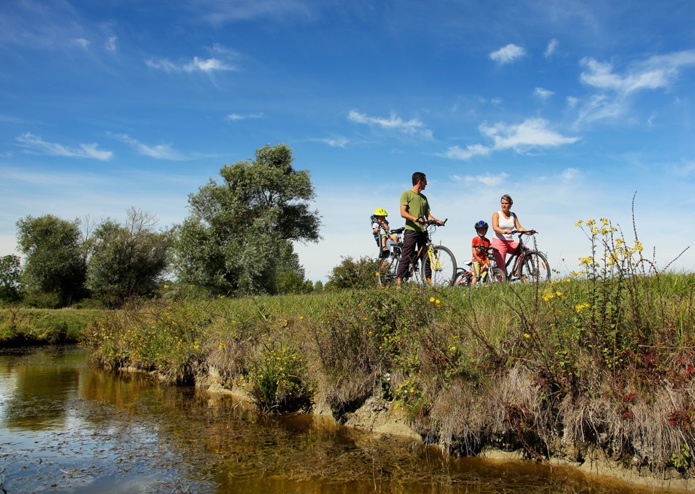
[418,217,447,226]
[510,229,538,236]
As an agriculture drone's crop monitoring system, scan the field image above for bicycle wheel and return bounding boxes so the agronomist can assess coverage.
[519,251,551,283]
[454,268,473,287]
[422,245,457,287]
[377,257,399,287]
[482,267,507,285]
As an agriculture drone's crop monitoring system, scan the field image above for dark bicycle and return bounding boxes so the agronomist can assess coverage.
[377,220,457,288]
[503,230,551,283]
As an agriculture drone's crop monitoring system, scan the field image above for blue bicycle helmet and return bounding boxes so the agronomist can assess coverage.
[474,220,488,229]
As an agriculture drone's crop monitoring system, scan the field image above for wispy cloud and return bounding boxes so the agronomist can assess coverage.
[481,118,578,150]
[441,118,579,160]
[534,87,554,100]
[451,172,509,187]
[441,143,491,160]
[146,56,237,74]
[574,94,624,126]
[580,50,695,95]
[574,51,695,126]
[195,0,316,25]
[226,112,264,121]
[561,168,580,181]
[70,38,90,49]
[544,39,558,58]
[105,36,117,53]
[348,110,432,138]
[15,133,112,161]
[316,136,348,148]
[674,160,695,178]
[108,133,190,160]
[490,43,526,64]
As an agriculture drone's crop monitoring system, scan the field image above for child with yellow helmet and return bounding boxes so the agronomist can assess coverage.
[371,208,391,258]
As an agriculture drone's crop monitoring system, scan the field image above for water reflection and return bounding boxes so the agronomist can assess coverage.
[0,346,685,493]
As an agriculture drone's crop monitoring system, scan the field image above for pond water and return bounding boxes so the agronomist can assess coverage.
[0,346,683,493]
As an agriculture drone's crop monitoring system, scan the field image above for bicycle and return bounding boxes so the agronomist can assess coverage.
[377,220,457,288]
[502,230,551,283]
[454,245,506,287]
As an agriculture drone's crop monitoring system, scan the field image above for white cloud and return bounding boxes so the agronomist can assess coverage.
[71,38,90,49]
[451,172,509,187]
[561,168,580,181]
[226,112,264,121]
[196,0,316,25]
[146,56,236,74]
[481,118,579,151]
[318,136,348,148]
[566,96,579,108]
[575,50,695,126]
[108,133,189,160]
[544,39,558,58]
[580,50,695,95]
[489,44,526,64]
[441,144,491,160]
[15,133,112,161]
[105,36,117,52]
[574,94,626,126]
[674,160,695,177]
[534,87,554,99]
[348,110,432,138]
[441,118,578,161]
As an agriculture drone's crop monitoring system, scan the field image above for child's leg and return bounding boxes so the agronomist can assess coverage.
[472,261,481,286]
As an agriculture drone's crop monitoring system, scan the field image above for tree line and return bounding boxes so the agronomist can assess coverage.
[0,144,353,308]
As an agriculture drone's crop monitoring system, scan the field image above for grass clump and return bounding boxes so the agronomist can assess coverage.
[0,308,102,347]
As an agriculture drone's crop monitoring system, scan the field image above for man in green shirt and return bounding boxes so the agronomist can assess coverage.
[396,172,445,287]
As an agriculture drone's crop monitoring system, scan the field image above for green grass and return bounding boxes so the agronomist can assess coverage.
[0,308,104,347]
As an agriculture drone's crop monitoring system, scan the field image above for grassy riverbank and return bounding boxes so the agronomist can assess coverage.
[0,308,103,347]
[83,268,695,479]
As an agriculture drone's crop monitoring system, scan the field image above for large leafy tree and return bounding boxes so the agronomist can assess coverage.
[175,144,320,295]
[85,208,171,306]
[16,215,86,306]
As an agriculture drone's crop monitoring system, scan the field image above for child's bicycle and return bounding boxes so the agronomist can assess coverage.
[454,246,506,287]
[504,230,551,283]
[377,220,457,288]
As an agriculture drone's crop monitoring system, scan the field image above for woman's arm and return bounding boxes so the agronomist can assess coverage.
[513,213,525,232]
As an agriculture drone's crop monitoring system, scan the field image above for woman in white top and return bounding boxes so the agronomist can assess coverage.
[491,194,534,276]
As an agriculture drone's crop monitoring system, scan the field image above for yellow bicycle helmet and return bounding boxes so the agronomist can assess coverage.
[373,208,388,217]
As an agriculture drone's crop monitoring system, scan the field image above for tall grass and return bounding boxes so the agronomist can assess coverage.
[84,216,695,476]
[0,308,102,347]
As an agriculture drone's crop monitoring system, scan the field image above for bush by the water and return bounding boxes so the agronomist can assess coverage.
[84,217,695,476]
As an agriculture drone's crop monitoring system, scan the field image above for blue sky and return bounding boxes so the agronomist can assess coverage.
[2,0,695,282]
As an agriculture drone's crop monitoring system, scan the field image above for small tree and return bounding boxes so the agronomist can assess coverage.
[86,209,171,306]
[0,254,22,303]
[16,215,86,306]
[174,143,320,295]
[325,256,377,291]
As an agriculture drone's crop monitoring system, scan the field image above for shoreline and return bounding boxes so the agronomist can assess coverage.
[197,366,693,493]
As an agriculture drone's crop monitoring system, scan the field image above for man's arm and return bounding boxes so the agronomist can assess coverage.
[401,203,422,223]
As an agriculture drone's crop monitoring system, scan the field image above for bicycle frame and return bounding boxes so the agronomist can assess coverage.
[377,221,457,287]
[502,231,550,282]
